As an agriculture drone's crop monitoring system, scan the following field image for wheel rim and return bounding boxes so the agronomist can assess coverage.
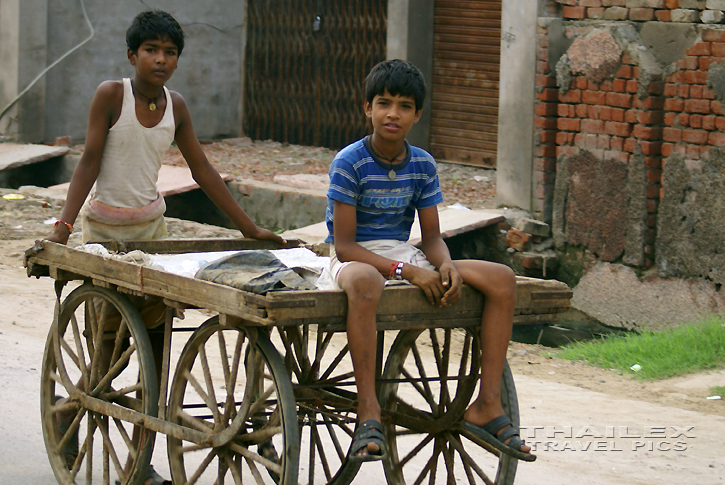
[40,284,158,485]
[379,327,519,485]
[277,324,361,485]
[168,317,299,485]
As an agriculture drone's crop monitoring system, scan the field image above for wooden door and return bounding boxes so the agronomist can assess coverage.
[429,0,502,167]
[243,0,387,150]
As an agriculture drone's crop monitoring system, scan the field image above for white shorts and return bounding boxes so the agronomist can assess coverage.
[329,239,437,287]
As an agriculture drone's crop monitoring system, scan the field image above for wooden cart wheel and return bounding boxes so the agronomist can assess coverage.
[40,283,159,485]
[167,317,299,485]
[276,324,361,485]
[379,328,519,485]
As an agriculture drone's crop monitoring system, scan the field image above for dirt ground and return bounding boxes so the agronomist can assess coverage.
[1,143,725,483]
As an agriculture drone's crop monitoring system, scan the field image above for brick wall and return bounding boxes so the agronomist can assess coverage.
[535,4,725,271]
[558,0,725,23]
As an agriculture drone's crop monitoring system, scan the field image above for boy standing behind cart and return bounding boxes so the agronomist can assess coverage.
[44,10,284,485]
[326,59,535,463]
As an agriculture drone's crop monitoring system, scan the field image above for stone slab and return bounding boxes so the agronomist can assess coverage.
[32,165,231,202]
[0,143,69,171]
[282,207,506,246]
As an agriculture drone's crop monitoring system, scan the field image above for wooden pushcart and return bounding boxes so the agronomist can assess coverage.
[26,238,572,485]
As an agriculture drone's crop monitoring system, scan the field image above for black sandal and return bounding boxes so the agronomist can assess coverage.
[348,419,387,463]
[461,415,536,462]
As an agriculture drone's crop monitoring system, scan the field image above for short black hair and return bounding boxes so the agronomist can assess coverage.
[364,59,426,111]
[126,10,185,56]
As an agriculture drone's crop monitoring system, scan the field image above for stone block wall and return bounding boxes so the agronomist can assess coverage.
[535,1,725,287]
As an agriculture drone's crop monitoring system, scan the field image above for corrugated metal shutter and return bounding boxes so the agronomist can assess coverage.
[429,0,502,167]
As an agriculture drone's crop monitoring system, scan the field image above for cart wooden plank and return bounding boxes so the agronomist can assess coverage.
[26,239,572,329]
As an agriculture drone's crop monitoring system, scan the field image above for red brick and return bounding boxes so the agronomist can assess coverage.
[709,132,725,146]
[677,112,690,126]
[664,112,676,126]
[625,110,638,124]
[581,0,602,7]
[587,134,600,149]
[647,184,660,198]
[677,56,699,70]
[626,80,638,93]
[604,150,630,164]
[647,199,658,213]
[611,108,625,122]
[644,157,662,170]
[556,132,572,145]
[690,114,703,128]
[686,42,712,57]
[663,127,682,142]
[699,57,718,71]
[536,74,556,88]
[637,110,664,125]
[576,76,589,90]
[690,85,703,99]
[640,141,662,156]
[717,116,725,130]
[616,65,633,79]
[684,99,711,114]
[569,105,577,117]
[610,136,624,151]
[576,104,589,117]
[655,10,670,22]
[633,66,641,78]
[535,116,557,129]
[557,104,569,117]
[667,71,685,83]
[535,145,557,157]
[558,118,581,131]
[647,82,665,96]
[712,101,724,115]
[624,138,637,153]
[703,29,725,43]
[600,106,612,121]
[677,84,690,98]
[647,170,662,184]
[574,133,586,147]
[686,146,700,159]
[664,83,677,97]
[599,79,613,92]
[563,6,586,18]
[537,61,550,74]
[581,119,605,133]
[685,70,709,85]
[588,80,600,91]
[582,90,606,105]
[598,134,611,149]
[702,115,716,130]
[588,105,601,119]
[559,90,582,103]
[556,146,578,157]
[661,143,674,157]
[506,229,531,251]
[629,8,654,21]
[703,87,716,100]
[632,125,662,140]
[712,43,725,58]
[622,52,637,65]
[540,130,557,143]
[632,96,664,110]
[536,102,558,116]
[588,7,606,18]
[664,98,685,111]
[606,92,632,108]
[613,79,627,93]
[682,129,708,144]
[537,88,559,101]
[604,121,632,137]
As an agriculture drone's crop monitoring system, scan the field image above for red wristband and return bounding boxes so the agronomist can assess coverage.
[54,220,73,233]
[390,261,404,280]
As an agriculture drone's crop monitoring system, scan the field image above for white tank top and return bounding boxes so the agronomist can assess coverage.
[91,78,175,208]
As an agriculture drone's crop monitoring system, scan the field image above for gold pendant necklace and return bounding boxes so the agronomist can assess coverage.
[370,138,406,180]
[131,81,159,111]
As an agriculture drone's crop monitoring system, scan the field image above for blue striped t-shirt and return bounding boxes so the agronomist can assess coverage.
[325,136,443,243]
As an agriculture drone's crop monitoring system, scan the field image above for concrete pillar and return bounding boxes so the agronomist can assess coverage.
[496,1,539,211]
[0,0,47,142]
[387,0,434,150]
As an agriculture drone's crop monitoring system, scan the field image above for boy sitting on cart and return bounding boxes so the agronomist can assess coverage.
[44,10,284,485]
[326,59,535,463]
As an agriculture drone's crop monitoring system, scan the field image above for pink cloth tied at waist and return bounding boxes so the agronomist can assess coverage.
[84,195,166,225]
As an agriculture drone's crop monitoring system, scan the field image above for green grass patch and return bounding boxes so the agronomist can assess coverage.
[710,385,725,397]
[555,316,725,381]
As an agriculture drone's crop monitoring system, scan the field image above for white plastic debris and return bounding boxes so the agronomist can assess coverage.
[44,217,58,225]
[446,202,471,211]
[473,175,490,182]
[706,395,722,400]
[76,244,112,258]
[630,364,642,372]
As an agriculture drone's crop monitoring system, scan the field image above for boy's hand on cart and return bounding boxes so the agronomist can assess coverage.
[439,262,462,306]
[245,226,287,245]
[405,265,448,307]
[25,225,71,267]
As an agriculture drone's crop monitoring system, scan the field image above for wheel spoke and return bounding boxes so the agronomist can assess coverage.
[228,441,282,473]
[185,448,217,485]
[310,417,332,480]
[177,408,215,432]
[69,312,90,390]
[224,331,245,423]
[399,431,435,468]
[445,431,494,485]
[92,342,137,396]
[198,345,221,424]
[222,453,244,485]
[112,417,135,459]
[319,343,350,382]
[322,412,346,461]
[410,342,438,415]
[93,413,126,479]
[184,369,219,417]
[243,454,267,485]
